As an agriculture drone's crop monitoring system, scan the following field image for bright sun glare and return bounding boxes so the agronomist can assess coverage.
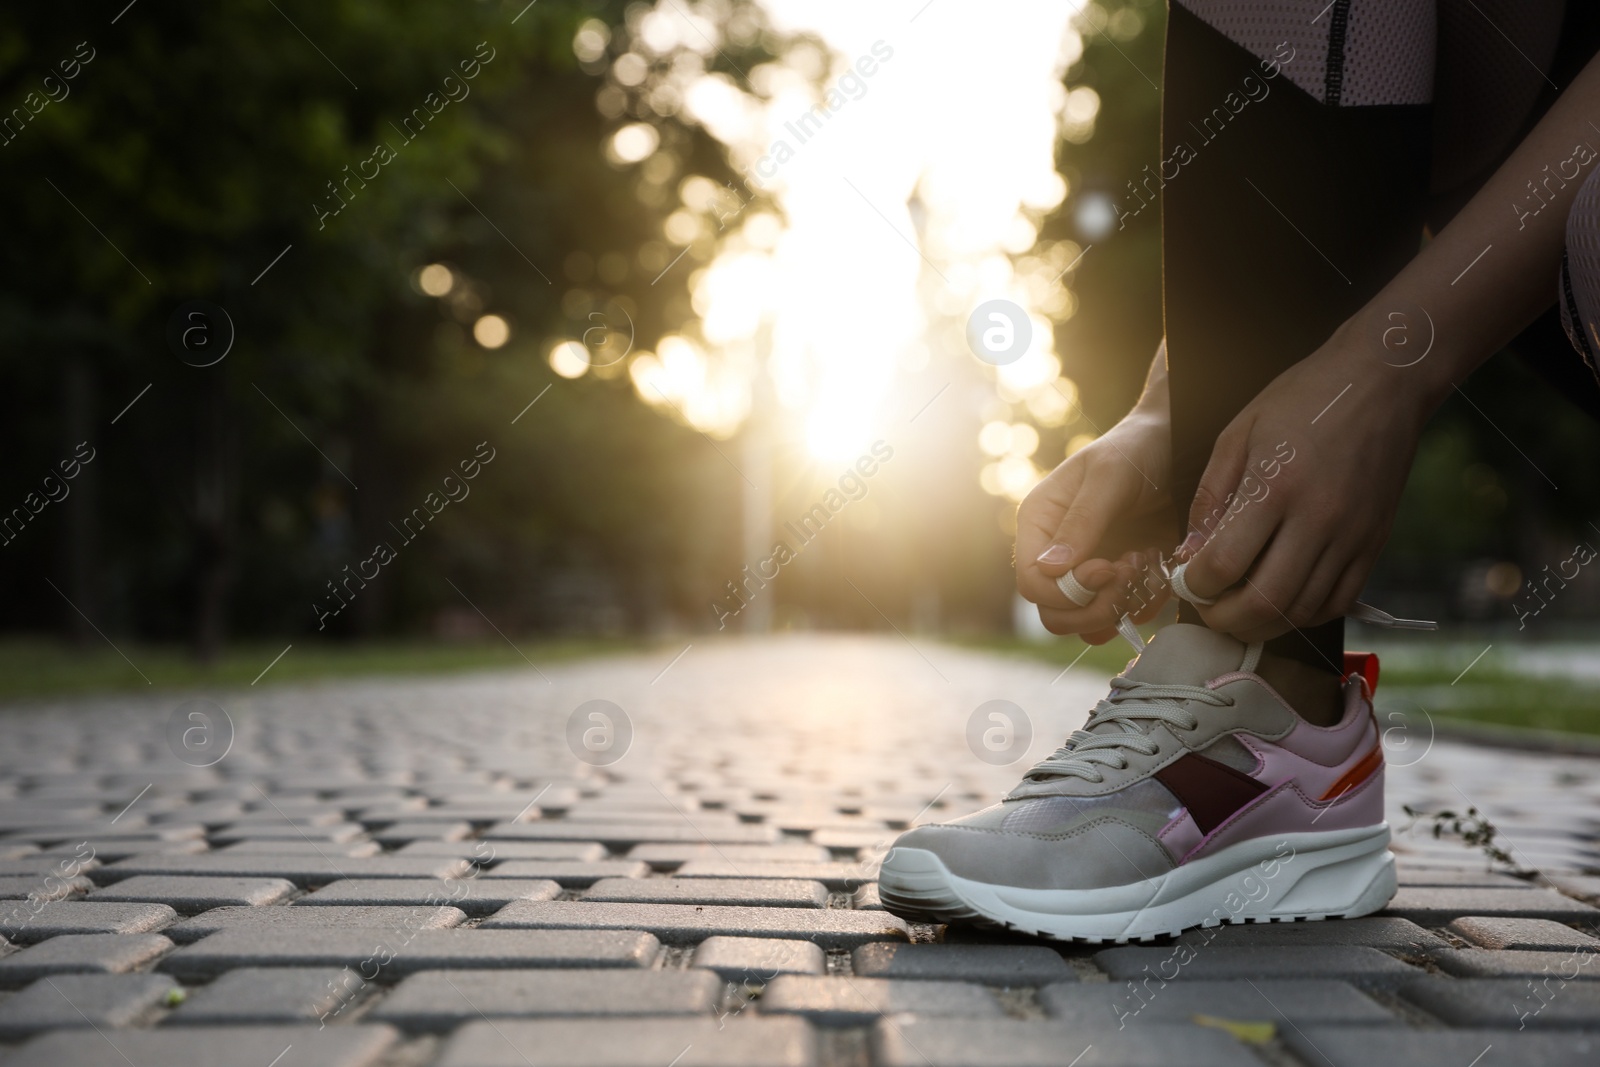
[578,1,1094,487]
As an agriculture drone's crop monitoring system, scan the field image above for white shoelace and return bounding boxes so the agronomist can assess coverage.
[1019,676,1235,784]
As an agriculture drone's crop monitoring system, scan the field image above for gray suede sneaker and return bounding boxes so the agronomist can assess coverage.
[877,624,1396,942]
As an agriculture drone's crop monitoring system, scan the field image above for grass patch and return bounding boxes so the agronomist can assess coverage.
[0,637,645,703]
[1379,676,1600,736]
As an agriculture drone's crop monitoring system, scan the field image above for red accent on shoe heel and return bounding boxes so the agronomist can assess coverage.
[1342,652,1379,697]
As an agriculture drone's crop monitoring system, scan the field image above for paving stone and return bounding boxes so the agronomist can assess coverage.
[0,856,101,877]
[484,859,650,887]
[218,839,383,856]
[485,822,780,846]
[298,878,561,916]
[1548,873,1600,902]
[84,875,295,913]
[370,820,474,845]
[166,903,468,943]
[97,852,470,885]
[853,884,884,910]
[1176,915,1448,954]
[1400,975,1600,1029]
[218,811,349,828]
[759,974,999,1025]
[693,936,826,981]
[0,973,181,1037]
[158,928,661,979]
[4,1024,400,1067]
[167,966,368,1025]
[1094,945,1420,987]
[560,813,750,833]
[1383,886,1600,924]
[35,839,212,863]
[1448,916,1600,951]
[0,934,175,986]
[1282,1026,1600,1067]
[870,1017,1264,1067]
[1396,867,1538,888]
[352,800,430,822]
[4,824,203,844]
[144,804,246,825]
[398,839,606,861]
[627,843,832,869]
[673,861,878,891]
[369,968,723,1030]
[210,823,368,844]
[482,900,909,948]
[853,943,1074,985]
[1432,947,1600,979]
[0,875,95,901]
[371,802,547,823]
[0,809,104,830]
[0,901,177,943]
[435,1017,817,1067]
[809,828,894,850]
[583,876,828,908]
[1041,978,1394,1027]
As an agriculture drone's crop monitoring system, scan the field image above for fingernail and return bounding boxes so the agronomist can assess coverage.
[1036,543,1073,566]
[1174,531,1204,562]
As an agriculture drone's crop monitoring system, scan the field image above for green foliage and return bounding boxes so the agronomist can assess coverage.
[0,0,752,649]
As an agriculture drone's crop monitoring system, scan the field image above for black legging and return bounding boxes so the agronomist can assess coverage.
[1160,4,1433,672]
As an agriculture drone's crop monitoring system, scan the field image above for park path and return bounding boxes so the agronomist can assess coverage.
[0,634,1597,1066]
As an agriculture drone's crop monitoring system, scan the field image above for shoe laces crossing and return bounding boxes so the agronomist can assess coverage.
[1019,676,1234,784]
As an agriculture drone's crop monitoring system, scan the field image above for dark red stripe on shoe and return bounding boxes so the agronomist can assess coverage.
[1155,752,1269,835]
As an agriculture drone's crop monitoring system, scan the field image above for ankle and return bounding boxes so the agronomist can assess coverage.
[1254,651,1345,727]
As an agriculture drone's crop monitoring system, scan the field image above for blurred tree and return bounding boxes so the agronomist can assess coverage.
[0,0,763,654]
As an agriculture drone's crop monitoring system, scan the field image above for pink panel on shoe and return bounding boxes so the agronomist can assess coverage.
[1183,768,1386,864]
[1157,809,1203,865]
[1271,682,1380,766]
[1239,718,1378,802]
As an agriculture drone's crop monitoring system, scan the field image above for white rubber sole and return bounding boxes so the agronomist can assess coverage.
[878,823,1396,943]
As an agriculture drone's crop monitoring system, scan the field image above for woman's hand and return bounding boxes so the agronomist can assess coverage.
[1016,401,1175,642]
[1171,47,1600,644]
[1177,317,1435,641]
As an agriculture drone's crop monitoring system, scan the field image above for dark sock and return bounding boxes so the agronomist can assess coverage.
[1175,602,1345,725]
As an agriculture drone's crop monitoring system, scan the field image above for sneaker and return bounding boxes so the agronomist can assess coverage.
[877,624,1396,942]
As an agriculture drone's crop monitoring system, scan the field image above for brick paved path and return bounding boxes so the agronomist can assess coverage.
[1,635,1597,1066]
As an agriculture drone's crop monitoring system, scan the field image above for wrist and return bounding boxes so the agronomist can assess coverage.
[1327,303,1456,423]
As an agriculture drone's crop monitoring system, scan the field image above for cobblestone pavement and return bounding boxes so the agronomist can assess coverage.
[1,635,1598,1067]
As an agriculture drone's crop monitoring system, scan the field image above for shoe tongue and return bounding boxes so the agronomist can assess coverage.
[1121,624,1247,687]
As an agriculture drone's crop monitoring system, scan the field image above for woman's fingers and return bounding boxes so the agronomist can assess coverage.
[1202,522,1340,642]
[1034,452,1147,574]
[1179,466,1283,604]
[1033,558,1133,634]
